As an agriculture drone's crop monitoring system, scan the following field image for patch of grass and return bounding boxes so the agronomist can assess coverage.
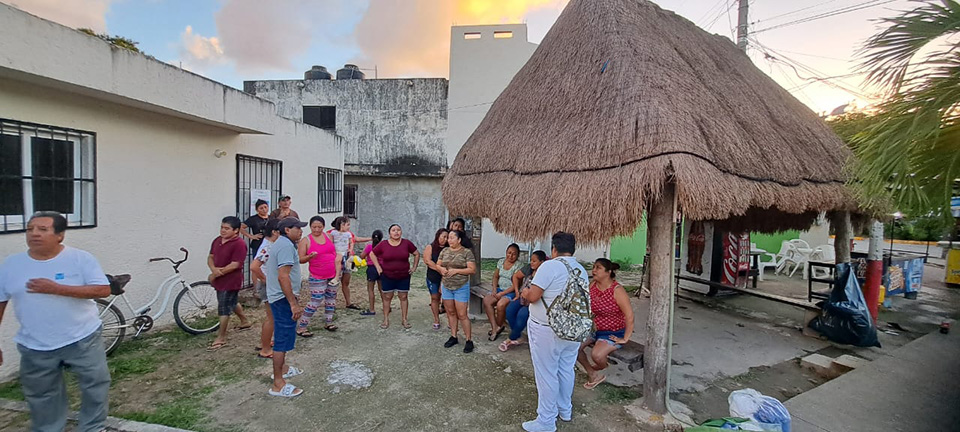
[596,385,640,403]
[109,355,161,381]
[0,379,24,401]
[115,387,213,430]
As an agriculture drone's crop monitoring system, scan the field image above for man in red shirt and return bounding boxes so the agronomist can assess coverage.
[208,216,250,350]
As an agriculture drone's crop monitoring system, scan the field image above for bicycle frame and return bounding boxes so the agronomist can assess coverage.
[100,272,189,323]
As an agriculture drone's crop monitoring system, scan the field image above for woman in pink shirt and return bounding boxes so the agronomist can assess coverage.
[296,216,340,335]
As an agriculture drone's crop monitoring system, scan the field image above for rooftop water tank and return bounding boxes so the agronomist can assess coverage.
[336,64,365,80]
[304,65,332,80]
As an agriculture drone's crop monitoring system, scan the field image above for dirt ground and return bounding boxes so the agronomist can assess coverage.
[2,262,956,431]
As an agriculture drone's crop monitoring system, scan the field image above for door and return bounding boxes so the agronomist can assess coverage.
[236,154,283,286]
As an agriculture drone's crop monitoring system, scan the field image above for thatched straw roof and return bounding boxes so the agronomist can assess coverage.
[442,0,856,243]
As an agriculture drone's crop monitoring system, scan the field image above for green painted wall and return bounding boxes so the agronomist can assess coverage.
[610,216,647,265]
[750,231,800,255]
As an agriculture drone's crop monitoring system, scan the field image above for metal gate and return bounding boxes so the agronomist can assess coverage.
[236,154,283,286]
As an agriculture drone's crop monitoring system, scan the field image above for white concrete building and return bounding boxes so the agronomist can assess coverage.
[447,24,608,260]
[0,4,343,379]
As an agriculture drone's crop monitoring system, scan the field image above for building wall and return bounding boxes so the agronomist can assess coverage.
[245,78,448,176]
[346,175,444,251]
[0,58,343,381]
[446,24,608,261]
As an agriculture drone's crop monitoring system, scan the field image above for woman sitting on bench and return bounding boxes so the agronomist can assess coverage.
[578,258,633,389]
[498,250,547,352]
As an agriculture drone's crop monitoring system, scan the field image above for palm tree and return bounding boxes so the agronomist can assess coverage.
[853,0,960,218]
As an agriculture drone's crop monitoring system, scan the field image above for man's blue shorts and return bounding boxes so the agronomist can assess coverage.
[270,298,297,352]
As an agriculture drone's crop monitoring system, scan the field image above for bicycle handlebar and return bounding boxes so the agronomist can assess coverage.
[148,248,190,267]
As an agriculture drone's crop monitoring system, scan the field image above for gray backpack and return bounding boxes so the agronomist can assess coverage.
[546,259,594,342]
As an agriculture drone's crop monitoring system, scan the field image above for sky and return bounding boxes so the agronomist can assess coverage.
[4,0,920,115]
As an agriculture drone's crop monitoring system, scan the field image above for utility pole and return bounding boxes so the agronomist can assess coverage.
[737,0,749,52]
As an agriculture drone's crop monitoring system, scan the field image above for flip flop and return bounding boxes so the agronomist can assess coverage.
[235,324,253,331]
[583,375,607,390]
[402,321,412,329]
[207,341,227,351]
[324,324,338,332]
[380,322,389,329]
[271,366,304,380]
[432,323,441,330]
[360,310,376,316]
[499,339,521,352]
[267,383,303,398]
[297,330,314,338]
[346,304,363,311]
[257,353,273,359]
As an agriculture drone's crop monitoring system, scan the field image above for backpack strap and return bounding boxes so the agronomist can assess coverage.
[546,258,581,314]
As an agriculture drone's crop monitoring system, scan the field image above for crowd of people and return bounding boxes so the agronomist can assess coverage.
[0,199,637,431]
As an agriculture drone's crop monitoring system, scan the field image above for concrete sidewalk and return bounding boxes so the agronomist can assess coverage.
[785,329,960,432]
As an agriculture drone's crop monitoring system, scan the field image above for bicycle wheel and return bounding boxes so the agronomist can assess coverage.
[96,299,125,355]
[173,281,220,335]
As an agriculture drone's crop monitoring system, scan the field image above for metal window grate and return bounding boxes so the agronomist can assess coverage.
[236,154,283,286]
[0,118,97,233]
[343,184,357,218]
[318,167,342,213]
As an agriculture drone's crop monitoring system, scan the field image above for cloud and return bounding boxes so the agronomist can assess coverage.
[8,0,112,32]
[351,0,568,77]
[178,25,224,69]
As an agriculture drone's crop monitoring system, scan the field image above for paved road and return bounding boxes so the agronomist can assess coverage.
[786,329,960,432]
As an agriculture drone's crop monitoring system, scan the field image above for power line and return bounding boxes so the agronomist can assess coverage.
[752,0,898,34]
[704,0,738,32]
[750,37,876,100]
[750,0,842,26]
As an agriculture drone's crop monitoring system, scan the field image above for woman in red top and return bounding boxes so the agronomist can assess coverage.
[577,258,634,389]
[369,224,420,329]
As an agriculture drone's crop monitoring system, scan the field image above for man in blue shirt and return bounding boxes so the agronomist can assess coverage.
[265,217,307,397]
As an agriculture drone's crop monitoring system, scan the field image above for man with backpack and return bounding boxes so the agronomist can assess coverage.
[521,232,592,432]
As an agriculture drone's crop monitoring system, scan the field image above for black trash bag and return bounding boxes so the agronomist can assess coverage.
[809,262,881,348]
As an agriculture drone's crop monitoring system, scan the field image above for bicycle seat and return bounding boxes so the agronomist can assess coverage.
[106,274,131,295]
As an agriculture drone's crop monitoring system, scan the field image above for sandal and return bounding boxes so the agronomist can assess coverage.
[297,330,314,338]
[432,323,441,330]
[380,322,390,329]
[402,321,412,329]
[207,341,227,351]
[271,366,304,380]
[257,353,273,359]
[488,327,504,341]
[499,339,521,352]
[583,375,607,390]
[267,383,303,398]
[360,310,376,316]
[324,324,338,332]
[235,324,253,331]
[346,304,363,311]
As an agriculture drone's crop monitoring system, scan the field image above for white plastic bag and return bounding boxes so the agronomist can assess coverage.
[728,389,792,432]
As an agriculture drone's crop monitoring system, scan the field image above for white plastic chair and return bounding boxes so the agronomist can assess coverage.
[809,246,836,279]
[758,242,788,281]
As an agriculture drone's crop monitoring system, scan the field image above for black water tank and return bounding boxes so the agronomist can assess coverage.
[336,64,365,80]
[304,65,332,80]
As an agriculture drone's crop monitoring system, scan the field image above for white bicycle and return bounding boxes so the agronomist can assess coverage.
[97,248,220,355]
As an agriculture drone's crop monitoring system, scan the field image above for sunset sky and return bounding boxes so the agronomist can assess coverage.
[6,0,918,114]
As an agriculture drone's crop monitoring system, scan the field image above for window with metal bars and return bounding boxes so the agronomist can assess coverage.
[343,184,357,218]
[318,167,342,213]
[0,119,96,233]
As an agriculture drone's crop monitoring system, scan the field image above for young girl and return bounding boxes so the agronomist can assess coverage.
[422,228,449,330]
[360,230,384,316]
[328,216,371,310]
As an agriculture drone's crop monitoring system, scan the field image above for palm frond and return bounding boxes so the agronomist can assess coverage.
[858,0,960,94]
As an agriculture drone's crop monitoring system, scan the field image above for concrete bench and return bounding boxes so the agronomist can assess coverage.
[608,340,645,372]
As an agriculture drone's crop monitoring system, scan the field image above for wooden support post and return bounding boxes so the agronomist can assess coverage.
[642,182,677,415]
[832,211,853,264]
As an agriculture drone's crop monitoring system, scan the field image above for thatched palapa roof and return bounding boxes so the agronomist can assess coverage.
[442,0,856,243]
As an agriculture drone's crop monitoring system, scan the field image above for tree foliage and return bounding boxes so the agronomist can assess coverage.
[852,0,960,220]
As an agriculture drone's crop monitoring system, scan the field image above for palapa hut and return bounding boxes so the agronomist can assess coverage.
[442,0,858,417]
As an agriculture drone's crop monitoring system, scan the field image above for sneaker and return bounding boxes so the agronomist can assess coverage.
[521,420,556,432]
[443,336,459,348]
[463,340,474,353]
[558,414,572,422]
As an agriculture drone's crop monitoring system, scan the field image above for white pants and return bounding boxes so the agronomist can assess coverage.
[527,319,579,427]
